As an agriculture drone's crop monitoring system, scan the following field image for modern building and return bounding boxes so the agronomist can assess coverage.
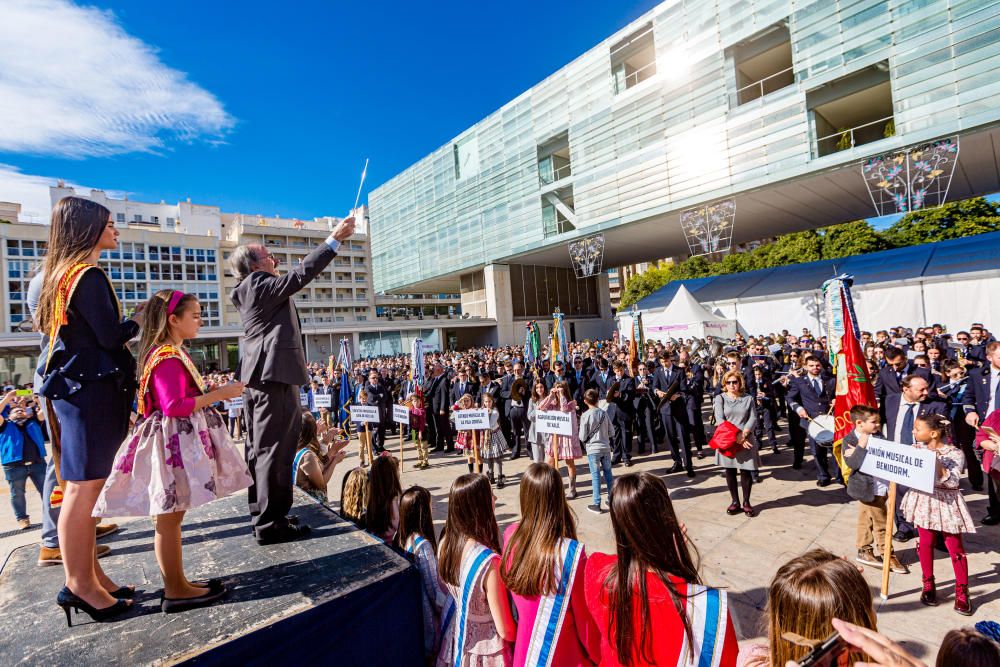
[369,0,1000,346]
[0,187,474,386]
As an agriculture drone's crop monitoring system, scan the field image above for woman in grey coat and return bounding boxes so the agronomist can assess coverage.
[713,370,762,517]
[525,380,549,463]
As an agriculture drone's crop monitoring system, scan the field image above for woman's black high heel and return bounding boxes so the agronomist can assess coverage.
[56,587,132,627]
[109,585,136,599]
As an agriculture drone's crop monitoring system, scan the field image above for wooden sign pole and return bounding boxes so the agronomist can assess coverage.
[363,421,374,466]
[473,429,481,469]
[399,429,405,478]
[880,481,897,600]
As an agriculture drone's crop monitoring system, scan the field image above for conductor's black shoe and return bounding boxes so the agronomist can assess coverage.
[816,479,830,487]
[667,464,684,474]
[893,529,915,542]
[981,514,1000,526]
[285,516,300,526]
[686,468,695,478]
[256,524,312,546]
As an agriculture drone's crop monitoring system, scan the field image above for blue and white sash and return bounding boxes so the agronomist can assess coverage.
[676,585,728,667]
[453,542,496,667]
[292,448,309,486]
[524,538,583,667]
[406,535,456,641]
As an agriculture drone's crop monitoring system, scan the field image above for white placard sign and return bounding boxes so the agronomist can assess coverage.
[224,396,244,410]
[536,410,573,436]
[859,437,936,494]
[350,405,381,423]
[454,408,490,430]
[393,404,410,425]
[300,393,310,407]
[314,394,333,408]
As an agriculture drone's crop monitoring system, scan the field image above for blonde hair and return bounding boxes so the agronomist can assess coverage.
[722,370,746,396]
[340,467,370,528]
[766,549,876,666]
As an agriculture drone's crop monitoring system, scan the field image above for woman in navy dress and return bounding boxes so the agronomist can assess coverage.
[37,196,142,624]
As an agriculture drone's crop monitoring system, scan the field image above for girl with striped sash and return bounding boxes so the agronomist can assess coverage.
[437,474,515,667]
[583,472,738,666]
[400,486,453,662]
[501,463,596,667]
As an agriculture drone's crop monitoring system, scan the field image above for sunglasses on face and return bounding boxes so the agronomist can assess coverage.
[725,380,740,385]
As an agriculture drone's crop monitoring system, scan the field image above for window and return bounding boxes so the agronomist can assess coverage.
[166,217,175,226]
[454,135,480,181]
[730,23,793,105]
[541,186,576,238]
[133,214,142,222]
[116,213,125,223]
[808,62,893,157]
[152,216,159,224]
[610,22,656,94]
[538,131,572,186]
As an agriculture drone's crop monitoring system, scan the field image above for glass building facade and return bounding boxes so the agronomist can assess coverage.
[370,0,1000,293]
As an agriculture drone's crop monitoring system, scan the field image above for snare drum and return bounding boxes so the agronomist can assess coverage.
[807,414,836,446]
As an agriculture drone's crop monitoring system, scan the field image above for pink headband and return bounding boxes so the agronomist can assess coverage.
[167,290,186,314]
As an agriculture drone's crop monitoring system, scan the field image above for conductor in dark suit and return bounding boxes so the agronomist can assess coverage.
[230,216,355,545]
[364,369,392,454]
[786,355,839,486]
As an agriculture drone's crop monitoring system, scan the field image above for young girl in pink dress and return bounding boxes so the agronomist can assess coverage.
[94,290,251,613]
[537,382,582,499]
[899,413,976,615]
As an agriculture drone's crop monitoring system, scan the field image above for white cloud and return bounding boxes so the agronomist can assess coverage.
[0,0,234,158]
[0,163,127,222]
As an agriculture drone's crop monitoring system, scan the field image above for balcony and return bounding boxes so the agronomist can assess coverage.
[730,23,794,106]
[808,63,894,158]
[611,23,657,95]
[538,131,572,186]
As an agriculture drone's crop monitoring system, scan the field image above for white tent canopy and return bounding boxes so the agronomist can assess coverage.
[619,285,738,342]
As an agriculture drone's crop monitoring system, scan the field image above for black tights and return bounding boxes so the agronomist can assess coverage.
[725,468,753,505]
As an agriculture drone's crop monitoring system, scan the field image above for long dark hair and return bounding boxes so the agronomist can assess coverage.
[501,463,577,596]
[439,474,500,587]
[398,486,437,552]
[606,472,701,666]
[367,455,402,543]
[37,196,111,334]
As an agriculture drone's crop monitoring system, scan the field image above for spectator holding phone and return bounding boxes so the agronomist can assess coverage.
[0,389,48,529]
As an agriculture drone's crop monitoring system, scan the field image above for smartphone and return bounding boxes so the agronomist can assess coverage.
[790,633,848,667]
[15,389,32,397]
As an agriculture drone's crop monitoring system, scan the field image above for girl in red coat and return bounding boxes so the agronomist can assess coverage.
[583,472,738,666]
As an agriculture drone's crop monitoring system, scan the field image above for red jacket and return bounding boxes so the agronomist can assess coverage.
[583,552,738,666]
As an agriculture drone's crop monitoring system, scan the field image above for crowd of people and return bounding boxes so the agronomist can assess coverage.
[4,194,999,664]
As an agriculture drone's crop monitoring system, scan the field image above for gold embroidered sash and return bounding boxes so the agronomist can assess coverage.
[138,344,206,414]
[44,263,121,372]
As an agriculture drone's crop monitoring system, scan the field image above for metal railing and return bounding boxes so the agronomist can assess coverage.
[815,115,895,156]
[614,59,657,94]
[735,66,794,104]
[539,162,572,186]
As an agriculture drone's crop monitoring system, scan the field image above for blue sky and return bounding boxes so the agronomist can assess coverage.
[0,0,661,220]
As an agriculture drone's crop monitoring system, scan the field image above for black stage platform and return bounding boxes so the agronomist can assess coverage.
[0,489,423,666]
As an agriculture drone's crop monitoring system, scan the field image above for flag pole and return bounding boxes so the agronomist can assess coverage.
[880,481,896,600]
[352,158,369,214]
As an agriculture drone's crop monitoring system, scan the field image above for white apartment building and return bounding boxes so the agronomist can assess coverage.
[0,186,477,386]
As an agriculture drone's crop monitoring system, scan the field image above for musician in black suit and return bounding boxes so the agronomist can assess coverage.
[502,363,531,459]
[477,371,499,406]
[230,215,355,544]
[652,354,694,476]
[678,350,707,458]
[363,369,392,454]
[633,361,657,455]
[593,359,612,397]
[428,363,454,452]
[450,367,479,405]
[569,357,593,407]
[785,356,840,486]
[875,348,933,408]
[962,341,1000,524]
[609,362,635,465]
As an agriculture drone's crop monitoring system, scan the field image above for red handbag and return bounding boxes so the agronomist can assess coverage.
[708,420,742,458]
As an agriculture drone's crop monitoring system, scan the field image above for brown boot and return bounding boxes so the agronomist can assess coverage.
[38,544,111,566]
[919,576,937,606]
[95,523,119,540]
[954,583,973,616]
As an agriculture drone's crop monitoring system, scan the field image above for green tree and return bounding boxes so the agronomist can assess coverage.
[766,230,823,266]
[619,263,672,308]
[881,197,1000,247]
[820,220,885,259]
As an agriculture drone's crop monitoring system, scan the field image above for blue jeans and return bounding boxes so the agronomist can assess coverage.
[587,452,614,506]
[3,461,46,521]
[41,458,60,547]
